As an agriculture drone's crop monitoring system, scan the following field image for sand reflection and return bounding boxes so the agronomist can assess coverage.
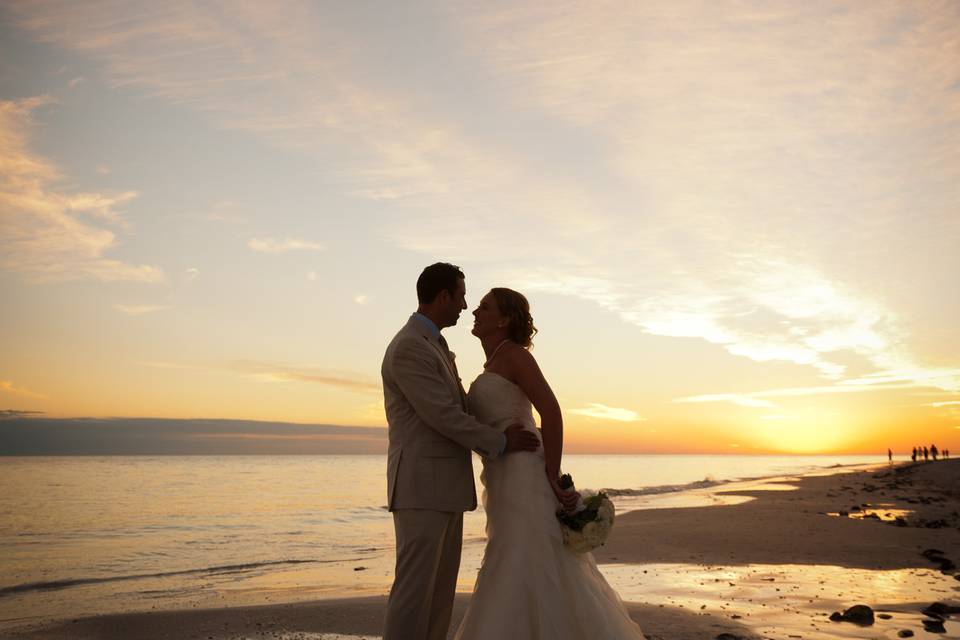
[602,563,960,640]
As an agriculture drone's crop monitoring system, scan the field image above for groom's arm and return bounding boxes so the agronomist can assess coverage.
[390,337,506,458]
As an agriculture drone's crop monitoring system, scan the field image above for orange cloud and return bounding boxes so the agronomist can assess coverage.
[568,403,645,422]
[0,97,164,283]
[234,362,381,394]
[0,380,45,399]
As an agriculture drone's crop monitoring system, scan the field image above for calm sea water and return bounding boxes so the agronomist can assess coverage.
[0,454,890,629]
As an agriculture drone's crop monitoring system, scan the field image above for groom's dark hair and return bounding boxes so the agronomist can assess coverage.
[417,262,464,304]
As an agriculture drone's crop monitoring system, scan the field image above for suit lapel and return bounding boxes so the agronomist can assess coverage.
[406,316,467,410]
[427,339,467,408]
[443,346,469,409]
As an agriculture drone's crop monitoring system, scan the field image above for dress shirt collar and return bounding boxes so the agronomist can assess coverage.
[412,312,441,338]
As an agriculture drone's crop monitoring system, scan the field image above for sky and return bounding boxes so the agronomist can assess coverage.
[1,1,959,455]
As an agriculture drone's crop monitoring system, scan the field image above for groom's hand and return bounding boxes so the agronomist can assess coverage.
[503,424,540,453]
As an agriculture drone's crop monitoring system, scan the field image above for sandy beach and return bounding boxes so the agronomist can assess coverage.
[7,459,959,640]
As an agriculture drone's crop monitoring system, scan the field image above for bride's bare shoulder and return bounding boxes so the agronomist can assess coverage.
[503,342,552,400]
[503,341,541,372]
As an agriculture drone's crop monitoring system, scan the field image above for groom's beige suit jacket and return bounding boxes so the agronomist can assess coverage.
[382,315,504,512]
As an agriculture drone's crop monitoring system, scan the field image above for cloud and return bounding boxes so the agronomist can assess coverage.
[465,2,959,389]
[247,237,324,254]
[0,380,45,399]
[139,359,381,394]
[928,401,960,408]
[453,3,960,170]
[204,200,245,223]
[113,304,169,316]
[568,403,644,422]
[188,432,384,443]
[674,372,960,407]
[184,267,199,281]
[0,417,386,455]
[676,394,777,409]
[0,97,164,283]
[0,409,44,419]
[840,369,960,391]
[5,3,444,182]
[353,294,369,305]
[4,1,610,260]
[64,191,138,224]
[138,361,197,371]
[518,255,960,394]
[229,361,380,394]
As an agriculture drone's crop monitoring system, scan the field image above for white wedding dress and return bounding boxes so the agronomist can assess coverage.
[454,372,645,639]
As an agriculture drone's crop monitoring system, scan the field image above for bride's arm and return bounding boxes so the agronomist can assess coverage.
[510,347,580,511]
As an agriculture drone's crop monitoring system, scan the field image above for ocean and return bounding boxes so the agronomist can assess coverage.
[0,454,890,630]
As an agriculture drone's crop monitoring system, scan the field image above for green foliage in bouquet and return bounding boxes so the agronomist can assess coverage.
[555,473,609,532]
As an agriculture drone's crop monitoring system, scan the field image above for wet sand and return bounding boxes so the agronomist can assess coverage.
[598,458,960,569]
[7,459,960,640]
[3,596,759,640]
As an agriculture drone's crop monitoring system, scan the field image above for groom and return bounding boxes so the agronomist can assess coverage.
[381,262,540,640]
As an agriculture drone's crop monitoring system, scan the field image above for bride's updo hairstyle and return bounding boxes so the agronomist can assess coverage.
[491,287,538,349]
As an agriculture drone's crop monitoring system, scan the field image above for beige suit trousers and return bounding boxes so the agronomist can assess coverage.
[383,509,464,640]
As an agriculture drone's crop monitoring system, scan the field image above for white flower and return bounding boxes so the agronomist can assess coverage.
[556,491,616,554]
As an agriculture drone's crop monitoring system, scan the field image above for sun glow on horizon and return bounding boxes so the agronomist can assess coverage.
[749,420,855,455]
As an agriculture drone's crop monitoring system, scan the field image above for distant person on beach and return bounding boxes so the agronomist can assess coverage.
[888,448,892,462]
[381,262,541,640]
[911,447,917,462]
[923,446,929,461]
[931,444,939,461]
[453,286,645,639]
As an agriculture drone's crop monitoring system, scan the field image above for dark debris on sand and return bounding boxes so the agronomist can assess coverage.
[921,548,959,575]
[922,618,947,633]
[922,601,960,617]
[915,601,960,635]
[829,604,875,625]
[866,463,960,534]
[826,599,960,637]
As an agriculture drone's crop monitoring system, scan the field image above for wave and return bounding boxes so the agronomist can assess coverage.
[0,559,331,598]
[601,459,879,500]
[602,476,727,497]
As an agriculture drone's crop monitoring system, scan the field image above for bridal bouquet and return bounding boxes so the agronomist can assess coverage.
[555,473,615,553]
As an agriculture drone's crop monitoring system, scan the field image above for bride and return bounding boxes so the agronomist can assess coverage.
[455,287,645,639]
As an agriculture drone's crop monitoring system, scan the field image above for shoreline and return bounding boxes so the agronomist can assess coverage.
[5,459,959,639]
[598,459,960,569]
[606,459,890,513]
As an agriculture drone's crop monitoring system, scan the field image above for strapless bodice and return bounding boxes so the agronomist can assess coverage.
[467,371,538,433]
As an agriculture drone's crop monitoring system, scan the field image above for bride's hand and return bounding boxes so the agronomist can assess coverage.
[550,478,581,512]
